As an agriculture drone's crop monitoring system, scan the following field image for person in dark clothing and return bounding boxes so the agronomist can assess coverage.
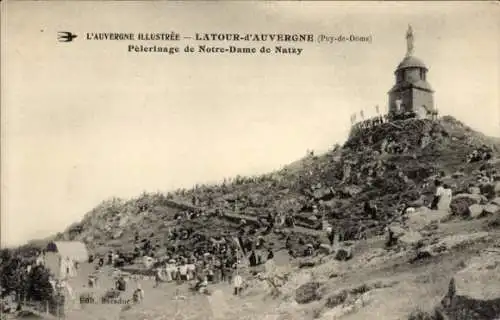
[267,212,274,228]
[116,276,126,291]
[364,201,378,219]
[248,251,257,267]
[386,228,397,247]
[327,228,335,246]
[267,249,274,260]
[430,179,443,210]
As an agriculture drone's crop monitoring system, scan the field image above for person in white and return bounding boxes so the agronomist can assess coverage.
[438,184,453,212]
[166,259,176,282]
[132,283,144,303]
[186,262,196,281]
[154,268,165,288]
[233,273,243,296]
[178,263,188,282]
[199,276,208,293]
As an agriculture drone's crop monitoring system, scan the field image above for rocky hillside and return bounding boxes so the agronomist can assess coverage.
[13,115,500,320]
[44,116,500,258]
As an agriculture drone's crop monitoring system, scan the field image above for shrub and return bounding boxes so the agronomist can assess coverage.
[25,265,53,302]
[408,307,445,320]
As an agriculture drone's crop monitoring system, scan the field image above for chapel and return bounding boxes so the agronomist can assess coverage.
[388,25,437,120]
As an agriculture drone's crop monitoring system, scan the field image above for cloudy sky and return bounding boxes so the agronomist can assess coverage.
[1,2,499,247]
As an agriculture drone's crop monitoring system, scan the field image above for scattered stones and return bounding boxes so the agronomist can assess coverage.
[313,188,334,201]
[320,280,398,319]
[469,204,485,219]
[483,204,500,215]
[340,185,362,198]
[417,232,490,258]
[468,203,500,219]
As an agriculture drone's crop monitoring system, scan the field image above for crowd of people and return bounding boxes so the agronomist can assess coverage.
[467,146,493,163]
[89,221,277,302]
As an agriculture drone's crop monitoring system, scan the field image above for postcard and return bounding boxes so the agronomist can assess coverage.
[1,2,499,320]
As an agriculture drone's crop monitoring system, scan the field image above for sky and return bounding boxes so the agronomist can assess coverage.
[1,1,499,247]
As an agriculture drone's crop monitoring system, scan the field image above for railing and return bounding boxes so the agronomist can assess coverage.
[349,115,387,137]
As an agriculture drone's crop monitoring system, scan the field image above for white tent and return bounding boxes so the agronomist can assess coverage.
[44,241,89,279]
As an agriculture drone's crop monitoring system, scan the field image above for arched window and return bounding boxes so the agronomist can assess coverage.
[396,71,403,83]
[420,69,426,81]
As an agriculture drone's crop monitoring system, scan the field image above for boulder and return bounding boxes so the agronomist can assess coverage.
[450,194,488,216]
[295,281,322,304]
[405,207,449,231]
[398,231,423,246]
[334,246,353,261]
[385,223,423,247]
[387,224,406,238]
[495,182,500,196]
[483,204,500,215]
[297,258,318,269]
[492,197,500,206]
[318,244,333,255]
[112,230,123,239]
[469,204,485,219]
[441,248,500,319]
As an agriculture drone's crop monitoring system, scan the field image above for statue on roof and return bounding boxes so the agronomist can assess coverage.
[406,24,414,57]
[406,25,413,57]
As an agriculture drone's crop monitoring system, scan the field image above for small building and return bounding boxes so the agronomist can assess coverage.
[388,25,437,120]
[43,241,89,280]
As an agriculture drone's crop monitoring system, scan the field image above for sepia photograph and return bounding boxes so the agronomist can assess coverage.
[1,2,499,320]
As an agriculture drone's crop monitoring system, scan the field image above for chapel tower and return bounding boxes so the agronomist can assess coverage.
[388,25,436,120]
